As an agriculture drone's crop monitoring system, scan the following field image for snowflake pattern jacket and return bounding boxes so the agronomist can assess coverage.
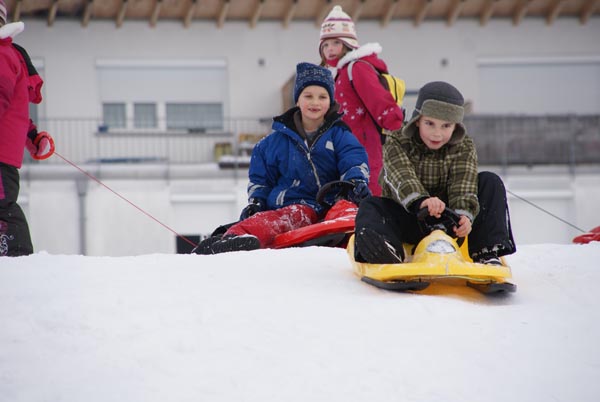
[328,43,404,195]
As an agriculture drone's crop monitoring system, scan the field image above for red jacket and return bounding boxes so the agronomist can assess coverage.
[0,34,30,168]
[327,43,404,195]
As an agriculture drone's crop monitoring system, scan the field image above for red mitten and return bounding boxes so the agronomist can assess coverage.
[26,130,55,160]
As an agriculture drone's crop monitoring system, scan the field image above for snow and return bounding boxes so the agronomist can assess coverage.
[1,243,600,402]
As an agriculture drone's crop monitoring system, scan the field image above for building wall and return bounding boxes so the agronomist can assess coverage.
[16,18,600,119]
[12,17,600,256]
[18,166,600,256]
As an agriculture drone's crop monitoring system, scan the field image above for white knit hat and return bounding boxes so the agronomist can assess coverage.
[319,5,359,56]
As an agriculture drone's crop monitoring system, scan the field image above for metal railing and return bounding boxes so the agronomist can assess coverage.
[28,117,272,167]
[466,114,600,167]
[25,115,600,168]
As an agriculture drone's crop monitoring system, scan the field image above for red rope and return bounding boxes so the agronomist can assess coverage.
[54,152,199,248]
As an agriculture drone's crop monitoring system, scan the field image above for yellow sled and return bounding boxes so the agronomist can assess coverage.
[347,221,516,294]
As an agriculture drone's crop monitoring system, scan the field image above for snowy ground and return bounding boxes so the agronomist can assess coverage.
[1,243,600,402]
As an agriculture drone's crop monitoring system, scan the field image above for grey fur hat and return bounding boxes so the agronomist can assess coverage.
[403,81,467,143]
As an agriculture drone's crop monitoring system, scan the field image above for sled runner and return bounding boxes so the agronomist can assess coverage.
[347,209,516,294]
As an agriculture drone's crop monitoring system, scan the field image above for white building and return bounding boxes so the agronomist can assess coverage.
[9,3,600,255]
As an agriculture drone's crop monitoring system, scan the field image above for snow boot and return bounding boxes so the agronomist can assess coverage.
[209,234,261,254]
[354,227,404,264]
[472,248,502,266]
[193,234,260,255]
[192,235,223,255]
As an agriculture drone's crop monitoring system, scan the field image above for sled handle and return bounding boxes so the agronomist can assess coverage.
[316,180,356,209]
[417,207,464,242]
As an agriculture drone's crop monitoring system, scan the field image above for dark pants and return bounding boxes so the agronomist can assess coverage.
[355,171,516,260]
[0,163,33,256]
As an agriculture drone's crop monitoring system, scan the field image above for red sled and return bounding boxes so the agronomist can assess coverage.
[204,181,361,250]
[573,226,600,244]
[272,199,358,249]
[272,181,360,249]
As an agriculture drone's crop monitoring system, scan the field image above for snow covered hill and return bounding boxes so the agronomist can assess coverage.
[1,243,600,402]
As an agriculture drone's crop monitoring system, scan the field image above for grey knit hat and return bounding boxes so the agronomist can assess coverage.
[403,81,467,142]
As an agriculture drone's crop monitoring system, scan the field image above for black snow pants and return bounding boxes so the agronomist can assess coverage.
[0,163,33,256]
[354,171,516,260]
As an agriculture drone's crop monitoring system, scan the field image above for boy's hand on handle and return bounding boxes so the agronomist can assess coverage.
[240,198,266,220]
[419,197,445,218]
[26,129,55,160]
[454,215,472,238]
[349,180,371,204]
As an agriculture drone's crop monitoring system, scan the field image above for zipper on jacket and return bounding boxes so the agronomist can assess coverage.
[306,152,322,189]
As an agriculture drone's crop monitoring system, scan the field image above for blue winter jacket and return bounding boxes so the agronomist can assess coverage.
[247,106,370,216]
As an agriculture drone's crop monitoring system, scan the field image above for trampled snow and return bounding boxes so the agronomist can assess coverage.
[1,243,600,402]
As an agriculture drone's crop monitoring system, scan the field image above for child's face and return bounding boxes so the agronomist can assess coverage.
[416,116,456,150]
[321,39,345,61]
[297,85,330,129]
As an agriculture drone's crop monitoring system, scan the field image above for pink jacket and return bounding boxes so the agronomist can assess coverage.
[328,43,404,196]
[0,34,30,168]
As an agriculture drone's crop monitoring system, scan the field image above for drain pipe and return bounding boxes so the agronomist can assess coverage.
[76,179,88,255]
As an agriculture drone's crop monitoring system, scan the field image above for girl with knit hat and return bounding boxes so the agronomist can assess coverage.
[1,0,55,256]
[353,81,516,265]
[194,63,370,255]
[319,5,404,196]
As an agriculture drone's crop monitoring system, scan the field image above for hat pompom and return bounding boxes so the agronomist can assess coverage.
[319,5,359,55]
[293,62,335,106]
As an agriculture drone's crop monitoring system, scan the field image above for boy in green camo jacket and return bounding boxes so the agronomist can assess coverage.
[353,81,516,265]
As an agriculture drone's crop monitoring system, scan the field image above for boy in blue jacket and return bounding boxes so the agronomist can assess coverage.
[195,62,370,254]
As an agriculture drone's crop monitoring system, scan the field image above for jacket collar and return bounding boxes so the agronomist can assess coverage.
[0,22,24,40]
[337,42,382,70]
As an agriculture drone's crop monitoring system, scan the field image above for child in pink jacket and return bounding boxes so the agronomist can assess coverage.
[1,3,54,256]
[319,5,404,196]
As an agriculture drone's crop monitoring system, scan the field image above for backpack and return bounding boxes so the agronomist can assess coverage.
[347,60,406,112]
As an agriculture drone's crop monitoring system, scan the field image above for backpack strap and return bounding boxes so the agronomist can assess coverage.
[348,59,380,84]
[347,60,386,143]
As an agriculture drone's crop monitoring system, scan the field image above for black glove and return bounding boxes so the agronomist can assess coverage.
[349,180,371,204]
[240,198,266,220]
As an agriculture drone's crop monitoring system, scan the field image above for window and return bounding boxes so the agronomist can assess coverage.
[477,57,600,114]
[96,59,228,132]
[134,103,157,128]
[102,102,126,129]
[166,103,223,131]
